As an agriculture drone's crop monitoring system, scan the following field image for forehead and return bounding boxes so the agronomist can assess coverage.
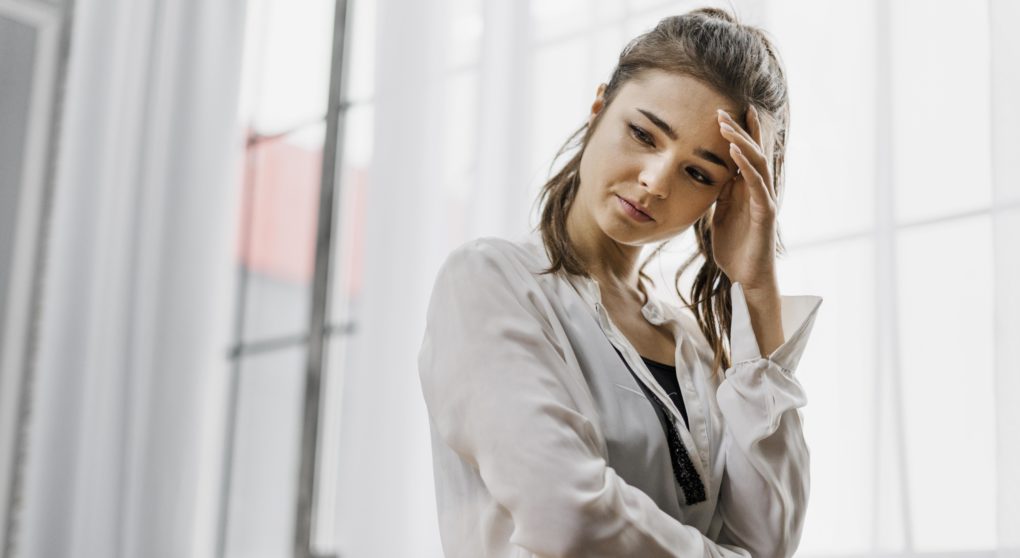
[614,70,741,119]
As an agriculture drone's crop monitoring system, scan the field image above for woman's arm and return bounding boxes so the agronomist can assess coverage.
[740,282,785,357]
[419,239,750,558]
[715,282,824,558]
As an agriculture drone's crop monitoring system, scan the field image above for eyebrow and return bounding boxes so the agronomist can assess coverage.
[636,108,733,173]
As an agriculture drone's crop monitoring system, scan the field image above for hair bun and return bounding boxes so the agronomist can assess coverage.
[689,6,739,24]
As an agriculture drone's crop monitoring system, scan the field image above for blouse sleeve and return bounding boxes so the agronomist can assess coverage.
[714,282,824,558]
[419,240,751,558]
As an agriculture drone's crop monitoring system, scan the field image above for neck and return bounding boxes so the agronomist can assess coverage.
[565,198,644,300]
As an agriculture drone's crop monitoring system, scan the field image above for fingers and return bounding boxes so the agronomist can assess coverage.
[718,107,776,203]
[729,142,776,209]
[717,109,764,169]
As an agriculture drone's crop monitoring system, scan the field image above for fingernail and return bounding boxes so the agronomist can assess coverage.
[720,123,734,133]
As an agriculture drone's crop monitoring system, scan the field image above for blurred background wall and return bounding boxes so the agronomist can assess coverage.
[1,0,1019,557]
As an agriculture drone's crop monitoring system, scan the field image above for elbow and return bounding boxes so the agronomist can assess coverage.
[507,502,598,558]
[725,527,801,558]
[758,486,809,558]
[762,530,805,558]
[720,481,809,558]
[751,503,809,558]
[507,478,629,558]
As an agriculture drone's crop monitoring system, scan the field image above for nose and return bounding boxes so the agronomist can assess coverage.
[638,155,671,199]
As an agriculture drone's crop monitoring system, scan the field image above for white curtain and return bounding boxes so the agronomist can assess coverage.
[764,0,1020,555]
[989,1,1020,552]
[17,0,247,556]
[328,0,538,555]
[334,0,1020,557]
[329,0,449,555]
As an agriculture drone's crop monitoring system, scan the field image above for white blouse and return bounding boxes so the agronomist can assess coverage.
[418,231,823,558]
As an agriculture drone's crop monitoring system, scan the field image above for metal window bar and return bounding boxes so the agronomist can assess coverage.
[294,0,351,556]
[225,321,355,360]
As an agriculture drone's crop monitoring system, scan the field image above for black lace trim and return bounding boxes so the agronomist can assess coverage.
[612,347,707,505]
[645,387,707,504]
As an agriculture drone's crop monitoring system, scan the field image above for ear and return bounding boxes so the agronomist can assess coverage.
[587,83,608,126]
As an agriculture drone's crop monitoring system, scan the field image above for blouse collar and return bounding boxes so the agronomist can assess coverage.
[519,230,676,329]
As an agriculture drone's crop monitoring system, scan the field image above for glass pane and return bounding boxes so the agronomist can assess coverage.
[624,3,683,38]
[529,38,591,190]
[329,104,372,324]
[224,347,306,558]
[310,333,352,554]
[628,0,745,32]
[447,0,482,69]
[767,0,877,243]
[990,1,1020,204]
[439,71,478,242]
[239,0,336,134]
[530,0,625,43]
[344,0,375,102]
[776,237,877,555]
[891,0,991,223]
[897,216,996,551]
[318,102,375,550]
[995,207,1020,547]
[322,330,362,556]
[627,0,689,14]
[530,0,594,43]
[590,24,627,86]
[240,123,323,343]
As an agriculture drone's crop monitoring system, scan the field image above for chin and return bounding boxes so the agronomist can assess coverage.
[599,215,653,246]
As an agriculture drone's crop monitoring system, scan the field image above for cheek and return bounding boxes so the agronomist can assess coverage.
[671,191,718,223]
[587,149,631,186]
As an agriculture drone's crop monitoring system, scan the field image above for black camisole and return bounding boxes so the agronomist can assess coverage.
[639,355,690,429]
[612,346,706,503]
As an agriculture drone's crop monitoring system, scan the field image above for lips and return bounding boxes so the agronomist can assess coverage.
[616,195,653,222]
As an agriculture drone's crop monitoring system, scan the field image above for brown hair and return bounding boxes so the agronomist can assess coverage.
[531,6,791,379]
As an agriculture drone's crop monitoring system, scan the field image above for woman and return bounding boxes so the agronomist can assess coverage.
[418,7,823,558]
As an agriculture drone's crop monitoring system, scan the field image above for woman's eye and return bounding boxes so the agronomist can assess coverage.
[628,124,654,146]
[687,168,716,186]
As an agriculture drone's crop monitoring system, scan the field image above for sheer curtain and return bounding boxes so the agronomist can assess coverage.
[15,0,247,556]
[332,0,1020,556]
[764,0,1020,555]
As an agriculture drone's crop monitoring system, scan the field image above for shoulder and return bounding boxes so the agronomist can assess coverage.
[427,234,561,329]
[437,234,549,286]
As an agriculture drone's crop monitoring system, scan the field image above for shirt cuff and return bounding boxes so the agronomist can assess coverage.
[729,282,824,373]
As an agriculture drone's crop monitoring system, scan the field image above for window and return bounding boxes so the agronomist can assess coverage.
[219,0,371,556]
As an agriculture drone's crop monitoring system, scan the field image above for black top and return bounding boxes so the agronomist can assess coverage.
[612,346,706,503]
[640,356,690,429]
[610,346,690,429]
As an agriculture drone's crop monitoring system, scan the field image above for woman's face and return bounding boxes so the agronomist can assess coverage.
[575,69,744,246]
